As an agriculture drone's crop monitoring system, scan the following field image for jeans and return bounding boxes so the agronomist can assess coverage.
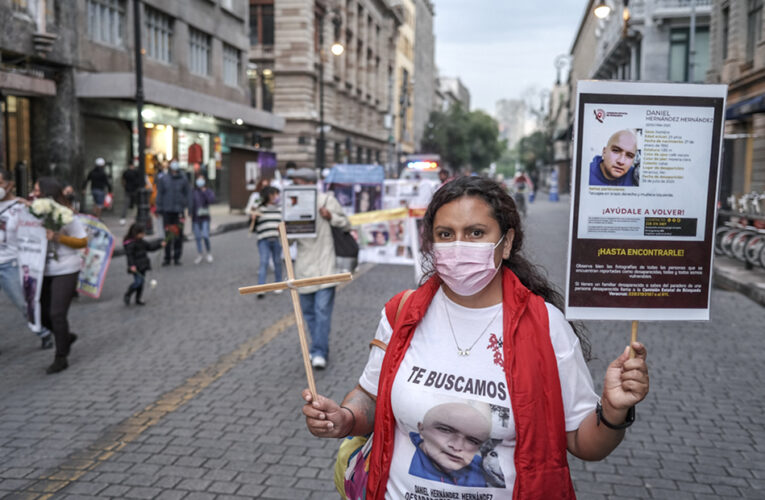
[128,272,144,291]
[0,259,48,338]
[40,272,79,357]
[193,219,211,254]
[257,238,282,285]
[299,287,336,359]
[162,212,184,263]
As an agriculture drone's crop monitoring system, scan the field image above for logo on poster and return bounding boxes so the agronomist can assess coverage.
[594,109,605,123]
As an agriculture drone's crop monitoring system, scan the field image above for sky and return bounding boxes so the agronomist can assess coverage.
[434,0,588,115]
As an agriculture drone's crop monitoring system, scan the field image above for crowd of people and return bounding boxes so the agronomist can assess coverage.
[0,156,223,374]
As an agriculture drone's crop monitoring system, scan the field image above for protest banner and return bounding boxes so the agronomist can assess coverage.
[16,210,46,332]
[283,185,318,238]
[78,215,115,298]
[348,207,414,265]
[566,81,726,321]
[324,164,385,215]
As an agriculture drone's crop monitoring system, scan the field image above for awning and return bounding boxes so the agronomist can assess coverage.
[726,94,765,120]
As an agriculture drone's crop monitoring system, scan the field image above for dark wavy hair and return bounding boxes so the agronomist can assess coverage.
[37,177,69,207]
[259,185,280,207]
[420,176,591,359]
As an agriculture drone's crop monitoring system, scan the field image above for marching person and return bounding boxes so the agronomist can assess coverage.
[290,167,350,370]
[191,174,215,264]
[82,157,112,219]
[0,169,53,350]
[35,177,88,374]
[155,160,190,266]
[302,176,649,498]
[123,222,164,306]
[120,162,143,225]
[252,185,283,298]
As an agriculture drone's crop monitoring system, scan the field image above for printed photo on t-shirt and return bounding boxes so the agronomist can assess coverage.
[407,396,508,489]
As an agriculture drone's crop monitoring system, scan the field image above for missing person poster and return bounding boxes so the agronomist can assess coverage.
[566,81,726,321]
[78,215,115,298]
[283,185,317,238]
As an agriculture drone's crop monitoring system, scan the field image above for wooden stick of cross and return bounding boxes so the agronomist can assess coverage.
[238,222,352,399]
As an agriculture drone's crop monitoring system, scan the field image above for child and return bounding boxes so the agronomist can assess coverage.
[409,401,494,487]
[123,223,164,306]
[253,185,283,298]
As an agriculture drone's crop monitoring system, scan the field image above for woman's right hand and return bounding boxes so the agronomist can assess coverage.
[302,389,350,438]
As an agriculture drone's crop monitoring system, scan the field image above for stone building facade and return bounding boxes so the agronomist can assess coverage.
[412,0,435,152]
[707,0,765,198]
[391,0,415,156]
[1,0,284,204]
[253,0,401,172]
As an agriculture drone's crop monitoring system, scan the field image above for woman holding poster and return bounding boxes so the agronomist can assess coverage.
[302,176,649,499]
[34,178,88,374]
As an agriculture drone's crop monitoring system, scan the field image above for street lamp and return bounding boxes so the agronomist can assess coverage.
[317,10,344,174]
[593,0,611,19]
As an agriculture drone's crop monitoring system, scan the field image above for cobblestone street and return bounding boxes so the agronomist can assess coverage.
[1,197,764,499]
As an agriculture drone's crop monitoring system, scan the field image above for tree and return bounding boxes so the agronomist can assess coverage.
[421,104,505,173]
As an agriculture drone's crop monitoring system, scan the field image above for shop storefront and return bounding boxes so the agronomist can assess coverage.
[79,99,256,209]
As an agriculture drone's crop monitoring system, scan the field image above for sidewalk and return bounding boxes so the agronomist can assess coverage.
[97,202,250,257]
[712,253,765,307]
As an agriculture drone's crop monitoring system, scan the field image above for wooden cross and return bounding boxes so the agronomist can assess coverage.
[238,221,352,399]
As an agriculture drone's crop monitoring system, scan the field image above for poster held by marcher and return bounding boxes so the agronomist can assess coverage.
[565,81,727,352]
[283,185,318,239]
[238,222,352,399]
[16,211,47,332]
[77,215,116,298]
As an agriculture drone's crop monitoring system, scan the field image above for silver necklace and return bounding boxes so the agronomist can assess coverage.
[443,299,502,356]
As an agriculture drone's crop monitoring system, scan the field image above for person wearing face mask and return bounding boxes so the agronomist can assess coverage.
[0,169,55,350]
[191,174,215,264]
[252,185,283,298]
[155,160,190,265]
[301,176,650,499]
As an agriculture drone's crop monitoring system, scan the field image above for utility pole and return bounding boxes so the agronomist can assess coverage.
[133,0,152,233]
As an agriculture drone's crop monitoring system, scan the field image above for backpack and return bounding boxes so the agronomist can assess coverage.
[333,289,413,500]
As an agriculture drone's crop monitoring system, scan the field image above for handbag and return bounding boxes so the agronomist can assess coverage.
[323,195,359,258]
[331,226,359,258]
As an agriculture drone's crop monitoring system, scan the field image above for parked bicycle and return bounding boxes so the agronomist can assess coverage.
[715,191,765,268]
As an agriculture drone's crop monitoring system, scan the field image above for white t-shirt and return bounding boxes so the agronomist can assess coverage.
[0,200,25,264]
[44,215,87,276]
[359,288,598,499]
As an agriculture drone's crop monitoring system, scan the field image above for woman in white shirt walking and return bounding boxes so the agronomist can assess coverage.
[35,178,88,374]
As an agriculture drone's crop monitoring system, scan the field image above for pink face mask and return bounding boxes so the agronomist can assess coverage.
[433,236,504,296]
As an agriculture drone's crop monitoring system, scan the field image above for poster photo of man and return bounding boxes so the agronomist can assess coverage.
[588,128,641,187]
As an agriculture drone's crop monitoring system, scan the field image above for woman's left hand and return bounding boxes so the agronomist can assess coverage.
[602,342,649,410]
[45,230,58,242]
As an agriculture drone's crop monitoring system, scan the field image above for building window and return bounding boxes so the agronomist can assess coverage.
[261,68,274,111]
[188,27,211,76]
[722,6,730,60]
[747,0,763,62]
[223,43,241,86]
[250,0,274,46]
[357,146,363,163]
[668,27,709,82]
[247,64,258,107]
[86,0,125,47]
[145,6,173,63]
[334,142,341,163]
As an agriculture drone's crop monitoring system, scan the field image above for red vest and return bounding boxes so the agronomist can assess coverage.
[367,268,576,499]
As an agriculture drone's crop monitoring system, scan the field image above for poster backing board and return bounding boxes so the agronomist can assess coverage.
[565,81,726,321]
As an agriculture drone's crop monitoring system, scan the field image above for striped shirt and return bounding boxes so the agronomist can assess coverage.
[255,205,282,241]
